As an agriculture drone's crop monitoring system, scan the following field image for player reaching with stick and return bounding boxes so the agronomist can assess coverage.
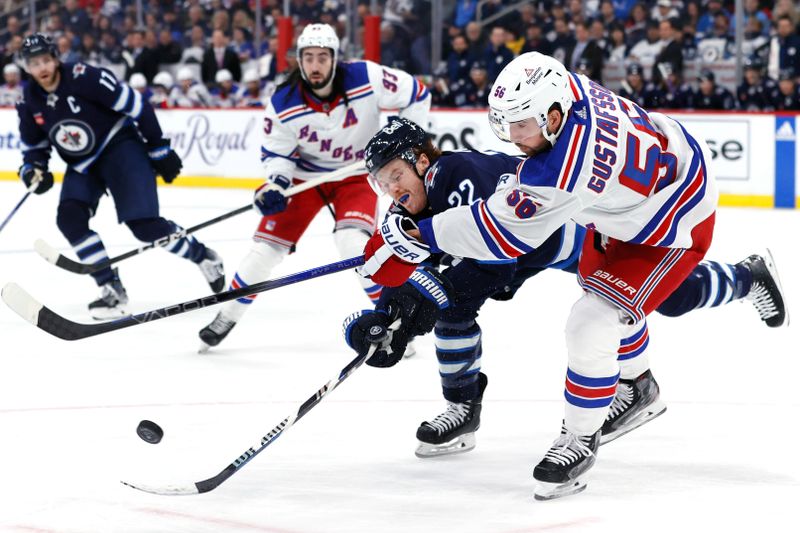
[355,52,733,500]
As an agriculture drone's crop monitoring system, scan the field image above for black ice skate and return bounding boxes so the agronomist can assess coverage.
[88,270,129,320]
[533,426,600,501]
[198,247,226,293]
[415,372,488,458]
[198,311,237,353]
[600,369,667,445]
[741,250,789,328]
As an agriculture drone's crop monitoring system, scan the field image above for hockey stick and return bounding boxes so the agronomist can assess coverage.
[34,161,366,274]
[121,322,396,496]
[0,191,32,234]
[1,255,364,341]
[0,175,42,235]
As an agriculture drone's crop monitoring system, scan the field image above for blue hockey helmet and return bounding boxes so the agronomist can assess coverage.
[364,117,428,176]
[21,33,57,63]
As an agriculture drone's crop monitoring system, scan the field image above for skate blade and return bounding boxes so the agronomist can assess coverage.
[600,399,667,446]
[534,478,588,501]
[415,433,476,458]
[764,248,790,327]
[198,342,211,354]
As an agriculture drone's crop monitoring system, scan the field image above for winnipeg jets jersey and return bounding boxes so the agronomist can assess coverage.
[418,74,718,261]
[261,60,430,182]
[17,62,164,173]
[418,150,584,269]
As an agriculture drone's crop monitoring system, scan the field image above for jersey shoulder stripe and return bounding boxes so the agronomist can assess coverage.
[340,61,371,90]
[271,85,305,116]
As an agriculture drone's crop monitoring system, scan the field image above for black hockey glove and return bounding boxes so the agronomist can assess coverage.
[343,267,453,368]
[18,162,53,195]
[147,139,182,183]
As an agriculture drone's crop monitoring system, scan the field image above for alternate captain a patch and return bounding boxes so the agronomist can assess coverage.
[343,108,358,128]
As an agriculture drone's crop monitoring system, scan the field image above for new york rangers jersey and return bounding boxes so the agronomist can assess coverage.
[262,60,430,182]
[416,150,584,270]
[17,62,164,173]
[418,74,718,261]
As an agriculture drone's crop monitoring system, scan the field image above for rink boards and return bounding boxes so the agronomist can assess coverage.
[0,107,797,208]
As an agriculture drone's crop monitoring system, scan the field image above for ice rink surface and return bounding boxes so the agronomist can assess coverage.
[0,180,798,533]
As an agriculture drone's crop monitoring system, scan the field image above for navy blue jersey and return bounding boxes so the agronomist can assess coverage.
[17,62,164,173]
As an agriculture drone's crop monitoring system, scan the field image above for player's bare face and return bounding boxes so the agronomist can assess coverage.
[301,48,334,92]
[27,55,59,91]
[373,159,427,215]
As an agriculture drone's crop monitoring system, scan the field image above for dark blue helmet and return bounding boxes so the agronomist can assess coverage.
[364,117,428,176]
[21,33,57,63]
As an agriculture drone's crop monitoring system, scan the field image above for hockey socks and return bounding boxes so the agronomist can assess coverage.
[70,231,115,286]
[657,260,751,317]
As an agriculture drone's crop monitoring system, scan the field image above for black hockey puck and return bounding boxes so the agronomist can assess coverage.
[136,420,164,444]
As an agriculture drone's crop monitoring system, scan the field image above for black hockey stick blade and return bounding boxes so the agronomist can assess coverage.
[121,341,384,495]
[1,255,365,341]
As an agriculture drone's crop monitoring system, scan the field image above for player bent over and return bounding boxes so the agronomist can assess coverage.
[348,52,788,501]
[198,23,430,351]
[345,118,787,458]
[16,34,224,319]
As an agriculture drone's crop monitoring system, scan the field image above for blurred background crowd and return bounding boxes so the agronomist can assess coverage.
[0,0,798,111]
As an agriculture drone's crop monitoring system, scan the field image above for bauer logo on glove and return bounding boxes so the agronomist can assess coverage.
[358,214,431,287]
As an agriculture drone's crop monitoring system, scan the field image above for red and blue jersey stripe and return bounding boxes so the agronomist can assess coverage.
[469,200,535,260]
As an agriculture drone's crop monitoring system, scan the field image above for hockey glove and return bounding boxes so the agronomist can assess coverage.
[253,175,291,216]
[343,267,452,368]
[19,162,54,195]
[358,214,431,287]
[148,139,182,183]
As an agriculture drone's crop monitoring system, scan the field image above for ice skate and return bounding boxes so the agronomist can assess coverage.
[741,250,789,327]
[198,312,237,352]
[88,270,129,320]
[198,247,225,293]
[416,372,487,458]
[533,426,600,501]
[600,369,666,445]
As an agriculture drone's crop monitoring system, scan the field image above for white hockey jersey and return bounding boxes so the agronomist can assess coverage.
[418,73,718,261]
[261,60,430,182]
[0,82,23,106]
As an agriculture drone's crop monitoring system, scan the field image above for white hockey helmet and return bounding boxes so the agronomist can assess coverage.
[3,63,20,76]
[242,69,260,84]
[215,68,232,84]
[153,71,173,88]
[488,52,574,146]
[176,66,195,82]
[129,72,147,89]
[296,23,339,88]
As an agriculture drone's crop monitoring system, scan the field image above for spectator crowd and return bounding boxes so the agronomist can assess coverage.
[0,0,798,111]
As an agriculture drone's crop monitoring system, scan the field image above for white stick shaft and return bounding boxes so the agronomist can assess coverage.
[284,161,366,197]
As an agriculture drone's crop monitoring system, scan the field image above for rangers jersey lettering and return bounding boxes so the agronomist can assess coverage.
[261,60,430,182]
[17,62,164,173]
[418,74,718,261]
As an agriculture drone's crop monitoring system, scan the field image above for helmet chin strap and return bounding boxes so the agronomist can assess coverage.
[542,110,568,146]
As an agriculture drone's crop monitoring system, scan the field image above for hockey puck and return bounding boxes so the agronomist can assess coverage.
[136,420,164,444]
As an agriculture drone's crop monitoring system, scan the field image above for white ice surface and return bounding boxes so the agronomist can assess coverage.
[0,181,798,533]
